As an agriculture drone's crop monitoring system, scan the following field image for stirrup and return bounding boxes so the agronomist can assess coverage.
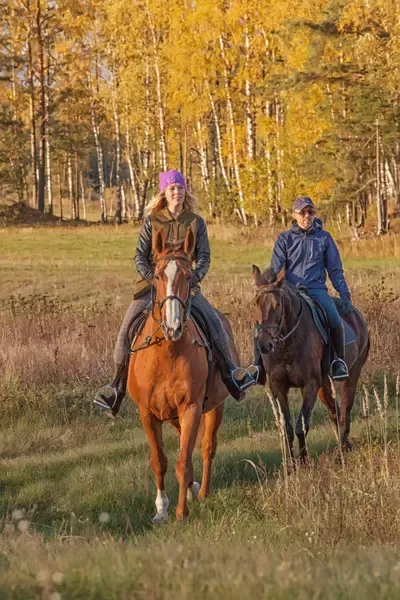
[330,358,349,381]
[93,385,118,411]
[247,365,259,383]
[232,366,259,391]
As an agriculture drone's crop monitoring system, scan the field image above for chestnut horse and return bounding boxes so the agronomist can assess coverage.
[128,228,239,522]
[253,266,369,460]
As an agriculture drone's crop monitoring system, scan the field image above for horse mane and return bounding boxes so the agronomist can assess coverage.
[258,268,278,286]
[155,240,187,260]
[256,269,299,305]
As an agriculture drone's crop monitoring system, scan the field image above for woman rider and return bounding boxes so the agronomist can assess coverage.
[96,170,256,416]
[255,196,353,382]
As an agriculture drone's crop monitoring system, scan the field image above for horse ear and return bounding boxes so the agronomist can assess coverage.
[155,228,166,255]
[276,269,285,286]
[183,227,196,257]
[252,265,263,286]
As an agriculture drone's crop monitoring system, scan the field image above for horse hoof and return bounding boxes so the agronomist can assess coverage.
[174,514,188,524]
[187,481,200,502]
[152,513,168,524]
[299,455,311,467]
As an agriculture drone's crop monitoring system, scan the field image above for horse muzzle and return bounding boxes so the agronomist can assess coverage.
[162,321,183,341]
[259,338,274,355]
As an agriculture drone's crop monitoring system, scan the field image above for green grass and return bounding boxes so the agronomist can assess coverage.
[1,225,400,304]
[1,225,400,597]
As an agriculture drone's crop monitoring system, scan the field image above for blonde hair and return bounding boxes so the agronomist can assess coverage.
[145,189,199,216]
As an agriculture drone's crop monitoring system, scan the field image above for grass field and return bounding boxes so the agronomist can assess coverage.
[1,223,400,598]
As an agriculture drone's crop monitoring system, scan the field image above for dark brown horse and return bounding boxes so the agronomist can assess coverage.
[127,228,240,522]
[253,266,369,459]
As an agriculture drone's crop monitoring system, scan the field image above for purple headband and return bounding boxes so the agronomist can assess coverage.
[159,170,186,192]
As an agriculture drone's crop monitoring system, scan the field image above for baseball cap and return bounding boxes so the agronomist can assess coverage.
[292,196,315,212]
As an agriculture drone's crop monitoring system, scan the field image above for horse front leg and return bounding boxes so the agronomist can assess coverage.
[175,403,202,521]
[199,403,224,500]
[139,409,169,523]
[296,380,319,462]
[273,387,295,465]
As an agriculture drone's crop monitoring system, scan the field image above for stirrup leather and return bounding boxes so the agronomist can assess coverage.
[93,385,118,411]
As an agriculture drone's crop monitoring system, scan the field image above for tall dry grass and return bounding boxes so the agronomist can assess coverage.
[0,271,399,426]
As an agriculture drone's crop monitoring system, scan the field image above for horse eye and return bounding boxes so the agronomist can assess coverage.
[155,275,160,280]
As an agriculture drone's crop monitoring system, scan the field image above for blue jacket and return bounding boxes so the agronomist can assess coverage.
[270,219,350,298]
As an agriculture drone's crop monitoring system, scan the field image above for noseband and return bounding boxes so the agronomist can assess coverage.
[255,287,303,348]
[151,255,193,324]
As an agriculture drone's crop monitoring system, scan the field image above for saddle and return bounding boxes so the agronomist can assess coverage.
[296,290,356,347]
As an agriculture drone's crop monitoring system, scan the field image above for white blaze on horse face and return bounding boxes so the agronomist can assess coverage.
[164,260,181,334]
[153,489,169,523]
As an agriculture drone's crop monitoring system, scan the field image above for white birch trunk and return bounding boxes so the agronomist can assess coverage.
[36,0,46,212]
[111,54,122,225]
[89,77,106,222]
[244,24,256,162]
[275,95,285,214]
[205,80,231,192]
[219,37,247,225]
[27,18,38,208]
[57,159,63,219]
[67,154,76,220]
[376,120,383,234]
[195,121,210,193]
[146,9,167,171]
[80,171,86,221]
[125,122,140,218]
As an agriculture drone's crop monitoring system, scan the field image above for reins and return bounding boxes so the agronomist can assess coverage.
[130,254,203,354]
[255,287,303,348]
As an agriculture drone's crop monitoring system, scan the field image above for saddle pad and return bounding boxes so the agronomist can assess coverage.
[297,291,329,346]
[189,304,212,349]
[127,306,151,346]
[332,298,357,346]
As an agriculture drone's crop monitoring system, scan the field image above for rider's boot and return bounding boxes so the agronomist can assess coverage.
[330,322,349,381]
[253,332,267,386]
[215,347,258,401]
[94,361,128,417]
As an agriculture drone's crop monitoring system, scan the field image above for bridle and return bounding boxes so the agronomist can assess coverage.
[255,287,303,349]
[151,255,193,324]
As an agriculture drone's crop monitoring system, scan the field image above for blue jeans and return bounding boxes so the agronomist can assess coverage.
[307,289,342,330]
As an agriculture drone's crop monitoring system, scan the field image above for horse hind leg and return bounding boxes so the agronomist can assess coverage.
[318,375,340,427]
[140,409,169,523]
[198,403,224,500]
[338,366,362,452]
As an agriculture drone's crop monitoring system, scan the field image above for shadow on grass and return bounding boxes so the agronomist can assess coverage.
[0,410,348,538]
[0,438,160,537]
[197,437,338,492]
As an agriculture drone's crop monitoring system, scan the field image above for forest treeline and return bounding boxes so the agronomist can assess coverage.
[1,0,399,230]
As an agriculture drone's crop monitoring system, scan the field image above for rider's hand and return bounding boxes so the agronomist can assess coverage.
[341,296,354,316]
[190,273,199,288]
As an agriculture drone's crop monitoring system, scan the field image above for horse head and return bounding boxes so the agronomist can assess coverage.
[252,266,286,354]
[152,227,195,341]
